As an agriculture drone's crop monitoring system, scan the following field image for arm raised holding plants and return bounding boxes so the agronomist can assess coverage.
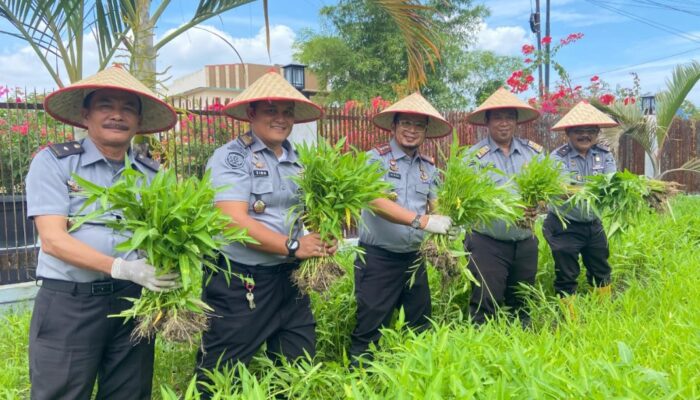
[216,201,334,259]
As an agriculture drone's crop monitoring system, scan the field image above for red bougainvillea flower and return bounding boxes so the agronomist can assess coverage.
[590,75,600,82]
[525,75,534,83]
[623,96,637,105]
[541,99,558,114]
[11,122,29,136]
[206,101,224,112]
[522,44,535,55]
[343,100,357,114]
[599,94,615,105]
[0,86,9,97]
[541,36,552,45]
[369,96,390,113]
[524,58,533,64]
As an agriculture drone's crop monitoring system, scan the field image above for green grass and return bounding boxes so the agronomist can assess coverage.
[3,196,700,399]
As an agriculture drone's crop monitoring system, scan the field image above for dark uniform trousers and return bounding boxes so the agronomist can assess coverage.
[465,232,538,325]
[543,213,612,296]
[196,257,315,378]
[29,279,154,400]
[350,243,431,358]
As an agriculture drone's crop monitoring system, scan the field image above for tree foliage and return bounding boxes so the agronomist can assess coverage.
[294,0,520,109]
[594,61,700,178]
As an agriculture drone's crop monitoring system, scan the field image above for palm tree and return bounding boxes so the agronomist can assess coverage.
[594,61,700,179]
[0,0,441,91]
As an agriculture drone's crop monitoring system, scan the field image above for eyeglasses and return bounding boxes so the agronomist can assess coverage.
[569,128,600,135]
[397,119,428,132]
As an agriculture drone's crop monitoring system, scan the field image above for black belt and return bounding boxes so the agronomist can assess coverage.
[548,213,599,225]
[216,255,299,277]
[358,242,419,260]
[38,278,133,296]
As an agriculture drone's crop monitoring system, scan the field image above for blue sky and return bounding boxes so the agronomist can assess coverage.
[1,0,698,105]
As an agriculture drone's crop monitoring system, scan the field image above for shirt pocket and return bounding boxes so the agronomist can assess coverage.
[414,183,430,204]
[249,178,274,210]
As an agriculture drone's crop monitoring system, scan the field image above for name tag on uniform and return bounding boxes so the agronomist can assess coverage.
[388,172,401,179]
[253,170,269,177]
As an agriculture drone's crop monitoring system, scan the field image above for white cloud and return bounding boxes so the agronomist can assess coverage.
[158,24,296,84]
[0,33,101,91]
[474,23,530,56]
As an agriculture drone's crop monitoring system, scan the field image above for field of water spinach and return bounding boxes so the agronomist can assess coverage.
[2,196,699,399]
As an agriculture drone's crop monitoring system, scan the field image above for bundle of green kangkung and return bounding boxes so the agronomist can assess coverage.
[512,154,569,230]
[290,138,391,293]
[421,137,521,285]
[566,170,682,237]
[71,165,254,344]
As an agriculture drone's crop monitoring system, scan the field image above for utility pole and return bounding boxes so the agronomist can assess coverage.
[531,0,543,98]
[544,0,551,94]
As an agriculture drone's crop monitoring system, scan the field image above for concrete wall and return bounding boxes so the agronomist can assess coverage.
[0,282,37,314]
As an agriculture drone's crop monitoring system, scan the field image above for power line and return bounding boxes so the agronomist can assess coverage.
[572,45,700,79]
[584,0,700,45]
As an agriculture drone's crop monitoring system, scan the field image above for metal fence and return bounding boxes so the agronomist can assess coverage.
[0,92,698,284]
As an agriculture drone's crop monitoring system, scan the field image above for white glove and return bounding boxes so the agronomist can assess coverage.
[111,258,180,292]
[423,215,452,234]
[447,226,463,242]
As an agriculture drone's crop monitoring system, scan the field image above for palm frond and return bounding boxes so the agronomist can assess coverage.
[375,0,442,91]
[655,61,700,149]
[657,157,700,179]
[592,98,654,156]
[156,0,256,50]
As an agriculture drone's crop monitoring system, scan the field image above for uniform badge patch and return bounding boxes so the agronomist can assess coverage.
[226,152,245,169]
[66,179,82,192]
[476,145,490,159]
[253,199,266,213]
[527,140,544,153]
[388,172,401,179]
[253,169,269,177]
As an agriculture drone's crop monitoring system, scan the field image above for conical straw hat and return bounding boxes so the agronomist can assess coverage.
[223,71,323,123]
[467,87,539,125]
[372,92,452,138]
[44,64,177,134]
[551,101,618,131]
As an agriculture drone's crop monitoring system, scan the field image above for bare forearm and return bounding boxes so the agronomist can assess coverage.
[41,232,114,274]
[369,199,427,228]
[231,214,289,256]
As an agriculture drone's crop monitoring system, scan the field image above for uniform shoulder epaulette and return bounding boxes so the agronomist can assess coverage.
[476,145,490,159]
[237,132,255,148]
[526,139,544,153]
[375,143,392,155]
[557,144,571,157]
[48,141,84,158]
[419,153,435,165]
[135,153,160,172]
[595,142,611,152]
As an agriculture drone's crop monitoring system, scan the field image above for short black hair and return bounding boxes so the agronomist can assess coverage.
[484,108,518,122]
[82,90,143,116]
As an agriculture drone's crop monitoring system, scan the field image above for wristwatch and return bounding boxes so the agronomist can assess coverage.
[286,238,300,258]
[411,214,423,230]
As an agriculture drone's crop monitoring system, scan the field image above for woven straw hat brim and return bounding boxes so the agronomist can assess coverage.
[467,87,540,126]
[372,93,452,138]
[43,67,177,134]
[223,72,323,123]
[551,101,619,131]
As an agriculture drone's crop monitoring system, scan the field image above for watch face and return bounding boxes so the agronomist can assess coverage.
[287,239,299,250]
